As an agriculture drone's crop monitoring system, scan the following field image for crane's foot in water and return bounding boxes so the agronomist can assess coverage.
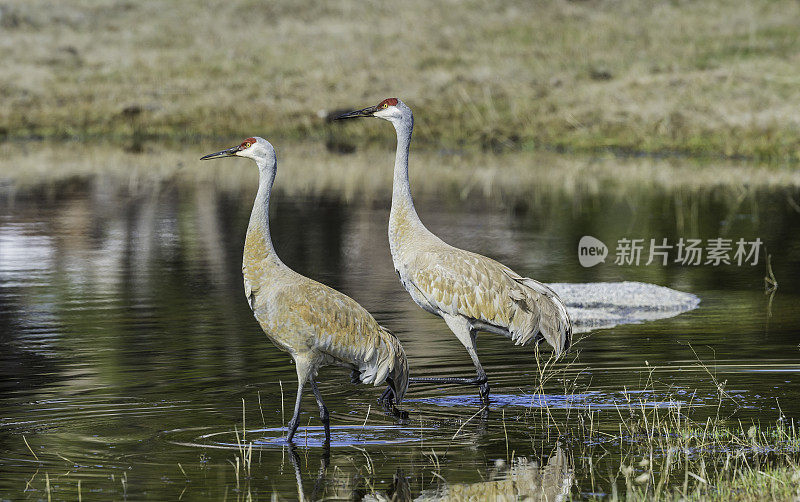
[390,406,409,420]
[479,382,491,405]
[378,385,394,404]
[377,385,409,420]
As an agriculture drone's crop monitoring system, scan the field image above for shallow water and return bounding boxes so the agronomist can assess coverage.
[1,149,799,500]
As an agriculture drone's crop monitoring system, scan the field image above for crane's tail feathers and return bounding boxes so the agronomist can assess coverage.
[504,273,572,358]
[357,328,409,403]
[521,278,572,357]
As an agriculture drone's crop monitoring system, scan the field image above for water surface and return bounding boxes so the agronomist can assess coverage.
[1,146,799,500]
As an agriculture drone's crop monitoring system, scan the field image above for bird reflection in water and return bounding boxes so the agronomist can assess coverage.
[411,446,573,501]
[287,444,329,502]
[286,442,573,501]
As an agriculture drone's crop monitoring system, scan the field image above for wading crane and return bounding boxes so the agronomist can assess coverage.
[337,100,571,404]
[201,137,408,443]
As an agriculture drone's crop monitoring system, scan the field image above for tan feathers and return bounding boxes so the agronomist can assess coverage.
[246,245,409,401]
[392,225,571,358]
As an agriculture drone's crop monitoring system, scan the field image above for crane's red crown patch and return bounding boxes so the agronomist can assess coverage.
[240,137,257,149]
[378,98,398,108]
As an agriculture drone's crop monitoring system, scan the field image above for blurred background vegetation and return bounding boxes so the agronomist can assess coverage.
[1,0,800,161]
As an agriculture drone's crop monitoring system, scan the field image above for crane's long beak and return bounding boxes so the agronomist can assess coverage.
[200,145,239,160]
[335,105,379,120]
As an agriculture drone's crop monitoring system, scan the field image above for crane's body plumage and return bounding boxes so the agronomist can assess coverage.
[243,231,407,389]
[390,219,570,356]
[243,242,408,388]
[202,137,407,443]
[339,99,571,402]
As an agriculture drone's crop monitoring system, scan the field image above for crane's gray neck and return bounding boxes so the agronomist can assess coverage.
[247,157,280,263]
[390,114,422,226]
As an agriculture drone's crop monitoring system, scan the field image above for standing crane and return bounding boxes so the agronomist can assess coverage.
[201,137,408,444]
[337,99,572,404]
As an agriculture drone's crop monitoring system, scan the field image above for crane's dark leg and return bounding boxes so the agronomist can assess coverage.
[360,368,406,418]
[310,379,330,444]
[413,315,491,404]
[378,376,398,408]
[378,385,394,404]
[287,378,306,442]
[377,379,410,420]
[464,331,490,404]
[288,358,313,443]
[410,363,489,402]
[408,375,487,385]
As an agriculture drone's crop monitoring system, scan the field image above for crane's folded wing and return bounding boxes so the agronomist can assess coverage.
[407,248,571,356]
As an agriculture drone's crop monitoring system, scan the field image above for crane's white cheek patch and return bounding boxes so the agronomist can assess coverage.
[374,108,399,120]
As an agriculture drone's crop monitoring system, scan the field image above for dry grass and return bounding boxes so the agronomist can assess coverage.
[1,1,800,160]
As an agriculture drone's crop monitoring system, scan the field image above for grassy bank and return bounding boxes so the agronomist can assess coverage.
[2,1,800,161]
[3,141,800,200]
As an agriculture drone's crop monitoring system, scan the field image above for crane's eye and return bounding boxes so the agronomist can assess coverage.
[243,142,251,148]
[382,103,388,109]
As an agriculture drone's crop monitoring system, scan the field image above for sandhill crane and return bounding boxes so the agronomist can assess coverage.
[201,137,408,443]
[337,99,572,404]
